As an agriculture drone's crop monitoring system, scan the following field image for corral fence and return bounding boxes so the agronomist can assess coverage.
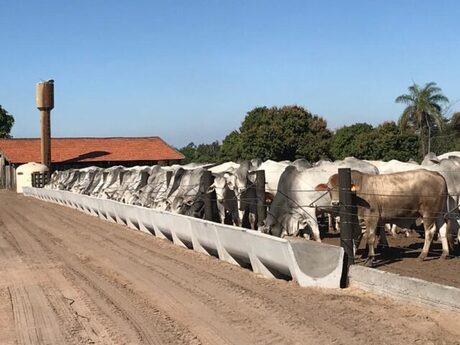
[31,171,50,188]
[0,165,16,190]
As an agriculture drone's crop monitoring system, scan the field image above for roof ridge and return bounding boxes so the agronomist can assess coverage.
[0,136,184,163]
[0,136,162,140]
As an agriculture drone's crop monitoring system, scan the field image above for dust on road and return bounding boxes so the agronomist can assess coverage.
[0,191,459,345]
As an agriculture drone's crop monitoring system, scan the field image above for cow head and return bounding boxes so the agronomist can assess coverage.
[315,173,361,207]
[208,174,228,202]
[315,174,340,206]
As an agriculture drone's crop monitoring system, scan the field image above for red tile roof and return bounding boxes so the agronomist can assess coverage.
[0,137,184,164]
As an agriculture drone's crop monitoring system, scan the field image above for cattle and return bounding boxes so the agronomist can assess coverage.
[421,156,460,246]
[316,170,451,265]
[134,166,170,207]
[117,166,151,204]
[166,167,208,216]
[261,158,378,241]
[55,169,80,191]
[97,166,125,199]
[208,160,260,229]
[249,160,290,198]
[365,159,421,238]
[208,162,240,225]
[365,159,420,174]
[72,167,101,195]
[438,151,460,160]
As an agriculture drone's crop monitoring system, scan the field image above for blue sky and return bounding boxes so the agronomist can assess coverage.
[1,0,459,147]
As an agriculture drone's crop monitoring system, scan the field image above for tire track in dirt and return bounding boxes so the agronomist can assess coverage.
[23,198,342,344]
[0,203,120,345]
[32,198,460,345]
[7,203,285,345]
[1,206,199,345]
[2,192,460,345]
[20,194,460,345]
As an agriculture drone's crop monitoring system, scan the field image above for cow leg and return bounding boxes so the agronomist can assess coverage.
[377,225,389,253]
[419,221,437,260]
[311,219,322,242]
[438,221,452,259]
[389,224,398,238]
[216,202,225,224]
[238,208,245,227]
[327,214,335,233]
[248,212,257,230]
[365,218,379,266]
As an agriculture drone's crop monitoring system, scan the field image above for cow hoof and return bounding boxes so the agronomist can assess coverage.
[418,253,428,261]
[440,253,453,260]
[364,257,375,267]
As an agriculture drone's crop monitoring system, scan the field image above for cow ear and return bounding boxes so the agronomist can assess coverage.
[315,183,328,192]
[351,184,359,192]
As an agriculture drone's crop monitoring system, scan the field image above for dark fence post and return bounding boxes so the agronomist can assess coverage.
[119,171,126,185]
[256,170,266,228]
[140,171,150,189]
[166,170,173,187]
[338,168,357,268]
[202,170,214,221]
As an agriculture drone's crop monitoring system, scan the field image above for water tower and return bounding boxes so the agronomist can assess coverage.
[36,80,54,169]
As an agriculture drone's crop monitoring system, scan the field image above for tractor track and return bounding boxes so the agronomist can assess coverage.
[0,191,459,345]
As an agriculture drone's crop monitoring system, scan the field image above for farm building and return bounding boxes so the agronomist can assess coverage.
[0,136,184,189]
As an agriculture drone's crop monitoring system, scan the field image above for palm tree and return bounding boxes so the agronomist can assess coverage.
[395,82,449,156]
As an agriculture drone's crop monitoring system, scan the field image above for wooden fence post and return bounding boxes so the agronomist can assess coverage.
[256,170,266,228]
[338,168,358,268]
[202,170,214,221]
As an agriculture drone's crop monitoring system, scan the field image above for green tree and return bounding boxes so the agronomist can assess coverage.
[219,130,243,162]
[365,122,420,161]
[331,122,419,161]
[194,141,221,162]
[330,123,374,160]
[395,82,449,156]
[179,142,198,164]
[178,141,221,163]
[430,112,460,154]
[0,105,15,138]
[450,112,460,133]
[235,106,332,161]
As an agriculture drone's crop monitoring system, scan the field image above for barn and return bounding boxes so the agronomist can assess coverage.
[0,136,184,188]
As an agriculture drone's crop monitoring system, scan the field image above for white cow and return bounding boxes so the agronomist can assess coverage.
[262,158,378,241]
[438,151,460,160]
[208,162,240,225]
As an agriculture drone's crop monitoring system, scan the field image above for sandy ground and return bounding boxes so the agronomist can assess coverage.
[1,191,459,345]
[322,230,460,289]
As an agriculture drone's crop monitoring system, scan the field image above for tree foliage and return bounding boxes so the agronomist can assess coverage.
[230,106,332,161]
[0,105,14,138]
[430,112,460,154]
[365,122,420,161]
[330,123,374,160]
[331,122,419,161]
[179,84,456,165]
[395,82,449,156]
[178,141,221,163]
[219,130,242,162]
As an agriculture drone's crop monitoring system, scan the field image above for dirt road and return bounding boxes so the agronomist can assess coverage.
[1,191,459,345]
